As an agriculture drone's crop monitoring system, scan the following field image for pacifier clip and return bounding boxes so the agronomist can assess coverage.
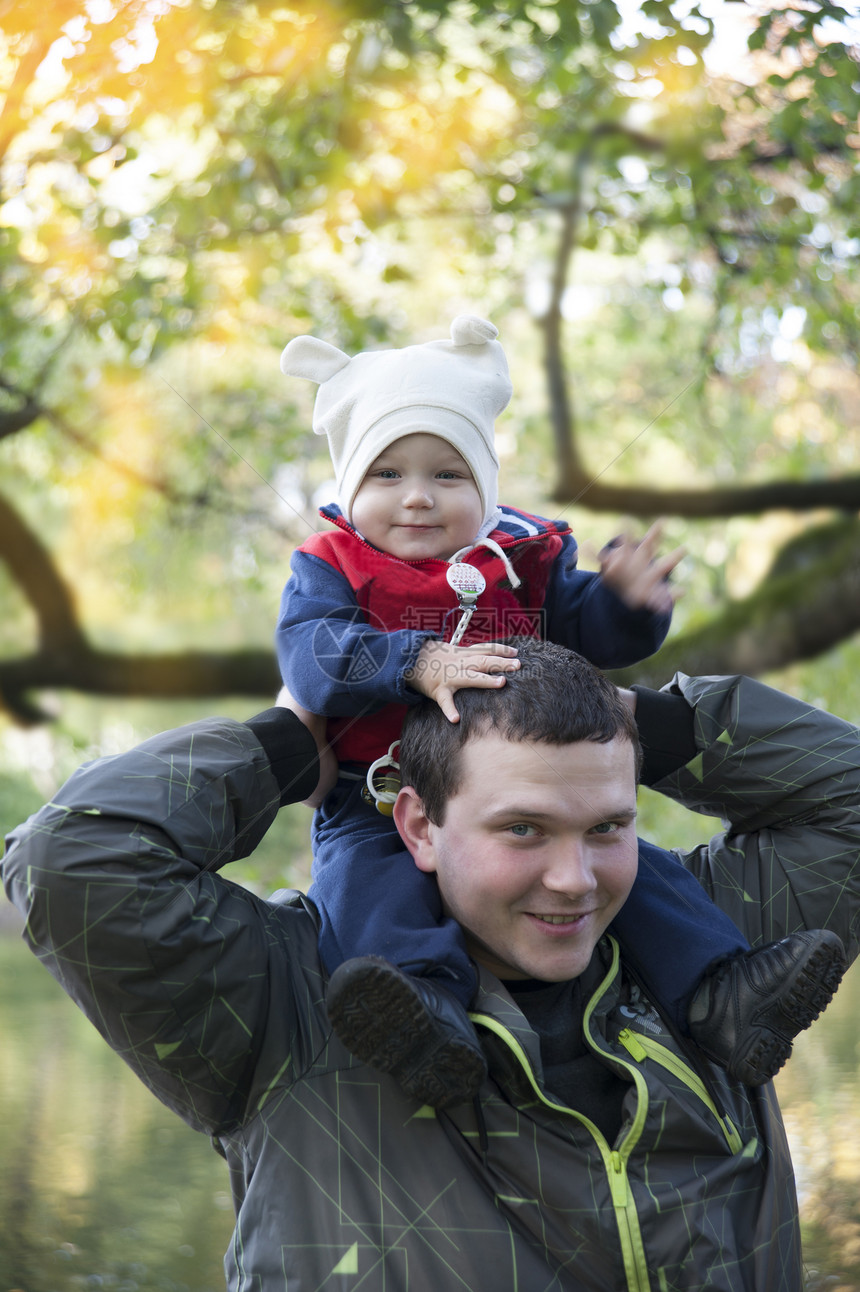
[446,562,486,646]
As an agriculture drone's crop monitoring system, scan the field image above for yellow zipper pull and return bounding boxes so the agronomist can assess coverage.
[618,1027,647,1062]
[608,1150,629,1208]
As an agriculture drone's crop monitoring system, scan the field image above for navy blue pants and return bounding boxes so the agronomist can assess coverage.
[309,776,749,1028]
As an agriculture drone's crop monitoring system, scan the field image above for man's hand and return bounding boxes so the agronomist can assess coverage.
[599,521,685,616]
[404,640,520,723]
[275,686,339,807]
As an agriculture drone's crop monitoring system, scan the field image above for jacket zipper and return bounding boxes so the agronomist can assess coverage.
[470,942,653,1292]
[617,1028,743,1153]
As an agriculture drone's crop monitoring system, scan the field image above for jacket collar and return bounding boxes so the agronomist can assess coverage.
[468,940,619,1090]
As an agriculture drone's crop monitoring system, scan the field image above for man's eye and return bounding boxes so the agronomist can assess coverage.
[591,821,620,836]
[509,823,538,838]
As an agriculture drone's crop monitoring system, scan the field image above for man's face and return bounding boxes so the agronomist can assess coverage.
[395,731,639,982]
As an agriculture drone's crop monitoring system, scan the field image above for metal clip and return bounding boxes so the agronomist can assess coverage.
[447,562,486,646]
[365,740,401,816]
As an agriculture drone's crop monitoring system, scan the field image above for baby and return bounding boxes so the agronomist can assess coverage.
[276,315,845,1106]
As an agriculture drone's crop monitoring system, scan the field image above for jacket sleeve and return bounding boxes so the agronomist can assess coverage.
[275,548,437,715]
[651,673,860,964]
[0,718,317,1136]
[542,534,671,669]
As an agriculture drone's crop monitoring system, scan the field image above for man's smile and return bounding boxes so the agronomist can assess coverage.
[531,912,588,925]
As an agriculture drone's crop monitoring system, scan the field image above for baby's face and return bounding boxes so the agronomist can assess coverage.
[351,433,484,561]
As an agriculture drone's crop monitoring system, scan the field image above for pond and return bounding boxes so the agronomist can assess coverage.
[1,927,859,1291]
[0,933,232,1292]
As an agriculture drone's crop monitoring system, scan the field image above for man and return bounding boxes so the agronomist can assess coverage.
[3,639,858,1290]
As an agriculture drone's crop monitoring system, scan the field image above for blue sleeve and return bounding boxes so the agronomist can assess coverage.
[275,548,439,716]
[543,534,672,669]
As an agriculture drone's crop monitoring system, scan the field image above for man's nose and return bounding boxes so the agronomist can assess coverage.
[541,843,596,896]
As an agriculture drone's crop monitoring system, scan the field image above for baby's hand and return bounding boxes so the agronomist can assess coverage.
[599,522,685,616]
[404,640,520,723]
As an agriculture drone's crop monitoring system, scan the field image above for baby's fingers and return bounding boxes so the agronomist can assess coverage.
[650,544,687,581]
[636,521,665,558]
[447,672,508,707]
[445,667,510,701]
[459,641,519,660]
[465,651,521,676]
[436,686,462,723]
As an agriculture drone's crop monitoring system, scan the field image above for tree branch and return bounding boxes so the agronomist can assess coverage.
[0,381,43,441]
[0,644,280,725]
[0,490,281,724]
[552,471,860,518]
[537,200,586,483]
[0,492,85,651]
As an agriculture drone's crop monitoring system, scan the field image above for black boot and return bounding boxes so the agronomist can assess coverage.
[326,956,487,1108]
[688,929,847,1086]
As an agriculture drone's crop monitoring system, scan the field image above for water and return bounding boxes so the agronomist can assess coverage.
[774,957,860,1291]
[0,935,232,1292]
[2,932,858,1290]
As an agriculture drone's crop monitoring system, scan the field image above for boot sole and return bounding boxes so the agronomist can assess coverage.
[326,960,486,1108]
[734,937,847,1085]
[777,938,846,1030]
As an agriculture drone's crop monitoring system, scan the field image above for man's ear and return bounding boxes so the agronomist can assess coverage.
[393,786,438,874]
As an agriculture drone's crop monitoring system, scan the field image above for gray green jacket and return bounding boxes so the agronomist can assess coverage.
[4,673,860,1291]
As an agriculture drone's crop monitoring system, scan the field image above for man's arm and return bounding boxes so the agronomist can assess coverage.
[1,710,321,1135]
[638,673,860,962]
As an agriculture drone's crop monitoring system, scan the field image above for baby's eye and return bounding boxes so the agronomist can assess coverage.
[374,468,400,479]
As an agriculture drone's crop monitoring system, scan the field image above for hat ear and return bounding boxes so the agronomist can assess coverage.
[450,315,499,347]
[280,335,351,383]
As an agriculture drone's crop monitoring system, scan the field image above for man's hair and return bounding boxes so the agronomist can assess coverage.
[399,637,641,824]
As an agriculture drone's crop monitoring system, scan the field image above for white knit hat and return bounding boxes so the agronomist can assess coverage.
[280,315,512,529]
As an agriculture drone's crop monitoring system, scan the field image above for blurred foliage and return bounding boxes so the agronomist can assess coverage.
[1,0,859,703]
[0,0,859,863]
